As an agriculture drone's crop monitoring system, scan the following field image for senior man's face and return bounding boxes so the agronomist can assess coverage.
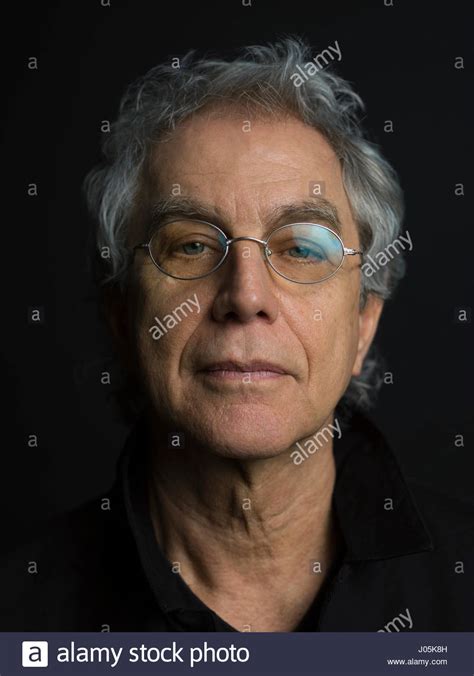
[117,110,382,459]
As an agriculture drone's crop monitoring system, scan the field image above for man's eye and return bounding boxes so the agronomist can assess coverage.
[289,246,325,260]
[277,241,327,262]
[170,239,220,256]
[180,241,207,255]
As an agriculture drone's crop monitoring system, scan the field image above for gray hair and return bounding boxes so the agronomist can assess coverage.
[83,37,405,417]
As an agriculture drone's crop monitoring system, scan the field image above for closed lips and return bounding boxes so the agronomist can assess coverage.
[202,361,288,374]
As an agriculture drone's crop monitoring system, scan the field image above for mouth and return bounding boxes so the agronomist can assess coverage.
[198,360,289,381]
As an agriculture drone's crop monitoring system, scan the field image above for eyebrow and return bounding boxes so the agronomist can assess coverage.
[147,195,343,238]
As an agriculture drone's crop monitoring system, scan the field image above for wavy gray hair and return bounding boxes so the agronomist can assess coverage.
[83,37,405,419]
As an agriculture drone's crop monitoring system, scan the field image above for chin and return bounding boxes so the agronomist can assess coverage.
[208,440,288,461]
[192,418,295,461]
[183,402,295,452]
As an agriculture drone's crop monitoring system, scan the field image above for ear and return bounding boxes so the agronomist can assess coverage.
[352,294,384,377]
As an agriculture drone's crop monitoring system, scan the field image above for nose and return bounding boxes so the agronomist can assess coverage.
[211,237,280,324]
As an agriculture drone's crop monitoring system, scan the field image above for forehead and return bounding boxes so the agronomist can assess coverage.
[146,109,354,230]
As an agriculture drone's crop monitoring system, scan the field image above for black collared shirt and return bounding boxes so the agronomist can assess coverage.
[1,411,473,631]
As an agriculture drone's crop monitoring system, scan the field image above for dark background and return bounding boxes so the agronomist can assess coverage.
[1,0,472,553]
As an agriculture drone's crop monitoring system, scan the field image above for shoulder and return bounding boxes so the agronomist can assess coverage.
[406,477,474,551]
[2,489,122,569]
[0,488,130,630]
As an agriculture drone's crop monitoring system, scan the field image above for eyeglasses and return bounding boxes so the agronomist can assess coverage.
[133,219,363,284]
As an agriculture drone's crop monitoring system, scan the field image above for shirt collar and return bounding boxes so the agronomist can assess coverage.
[332,408,433,561]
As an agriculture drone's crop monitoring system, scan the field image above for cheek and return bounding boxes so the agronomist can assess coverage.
[293,285,360,395]
[127,273,192,385]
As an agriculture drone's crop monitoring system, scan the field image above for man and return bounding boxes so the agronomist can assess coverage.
[1,38,473,632]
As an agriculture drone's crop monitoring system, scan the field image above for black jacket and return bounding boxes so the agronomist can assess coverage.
[1,411,473,631]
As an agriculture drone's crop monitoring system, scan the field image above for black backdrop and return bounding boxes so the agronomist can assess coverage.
[1,0,473,554]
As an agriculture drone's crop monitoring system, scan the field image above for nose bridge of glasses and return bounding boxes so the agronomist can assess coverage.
[225,235,268,247]
[225,235,271,260]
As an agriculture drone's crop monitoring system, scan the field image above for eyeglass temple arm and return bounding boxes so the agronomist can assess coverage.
[344,247,363,256]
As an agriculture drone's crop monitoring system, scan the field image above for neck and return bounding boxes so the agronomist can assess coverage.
[146,422,341,591]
